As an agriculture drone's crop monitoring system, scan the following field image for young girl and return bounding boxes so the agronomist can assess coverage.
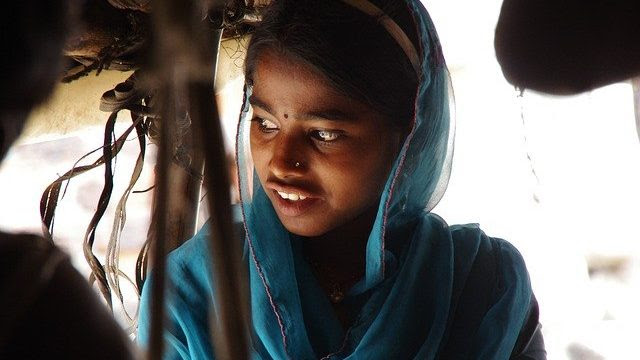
[139,0,545,358]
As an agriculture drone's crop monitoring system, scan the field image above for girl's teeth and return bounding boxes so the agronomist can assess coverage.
[276,191,307,201]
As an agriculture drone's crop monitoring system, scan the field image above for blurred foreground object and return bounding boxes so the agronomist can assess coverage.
[0,236,135,359]
[494,0,640,94]
[145,0,249,358]
[0,1,135,359]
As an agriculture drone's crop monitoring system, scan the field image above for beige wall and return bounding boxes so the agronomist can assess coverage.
[20,37,247,145]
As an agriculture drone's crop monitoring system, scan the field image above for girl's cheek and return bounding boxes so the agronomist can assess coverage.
[250,128,272,146]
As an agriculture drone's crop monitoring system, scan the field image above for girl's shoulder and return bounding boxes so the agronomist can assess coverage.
[423,213,529,281]
[450,222,529,286]
[422,215,540,358]
[417,213,532,310]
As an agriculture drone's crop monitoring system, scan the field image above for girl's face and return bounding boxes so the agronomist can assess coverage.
[249,50,405,237]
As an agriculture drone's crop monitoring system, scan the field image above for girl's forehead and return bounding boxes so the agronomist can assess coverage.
[249,49,393,128]
[253,51,333,91]
[251,51,351,109]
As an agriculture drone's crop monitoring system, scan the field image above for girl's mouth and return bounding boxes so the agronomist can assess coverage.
[271,189,320,217]
[266,181,322,217]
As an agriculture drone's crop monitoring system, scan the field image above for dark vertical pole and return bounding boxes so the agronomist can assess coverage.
[147,156,204,253]
[147,86,173,360]
[148,1,249,359]
[147,1,178,359]
[188,24,250,360]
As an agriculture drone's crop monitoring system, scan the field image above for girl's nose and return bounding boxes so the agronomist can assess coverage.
[269,133,307,179]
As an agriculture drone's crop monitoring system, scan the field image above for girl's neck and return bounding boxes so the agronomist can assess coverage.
[301,206,378,328]
[303,205,378,268]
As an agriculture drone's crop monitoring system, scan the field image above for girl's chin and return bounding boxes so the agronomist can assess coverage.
[278,217,329,237]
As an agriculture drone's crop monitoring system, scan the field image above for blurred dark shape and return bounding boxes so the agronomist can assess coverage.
[495,0,640,94]
[1,3,70,113]
[0,235,134,359]
[0,2,72,159]
[0,1,134,359]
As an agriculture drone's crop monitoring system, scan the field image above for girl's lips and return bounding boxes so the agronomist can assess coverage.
[265,181,320,199]
[271,190,320,217]
[265,181,322,217]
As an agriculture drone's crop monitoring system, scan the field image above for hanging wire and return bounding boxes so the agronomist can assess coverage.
[104,110,148,330]
[40,76,153,332]
[516,87,541,203]
[631,78,640,144]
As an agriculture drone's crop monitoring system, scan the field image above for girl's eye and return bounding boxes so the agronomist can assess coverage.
[254,117,278,132]
[311,129,341,142]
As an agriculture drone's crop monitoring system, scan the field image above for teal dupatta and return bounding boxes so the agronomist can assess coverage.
[138,1,534,358]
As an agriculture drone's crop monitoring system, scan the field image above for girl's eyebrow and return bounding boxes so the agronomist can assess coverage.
[250,95,355,122]
[248,95,274,114]
[299,109,353,122]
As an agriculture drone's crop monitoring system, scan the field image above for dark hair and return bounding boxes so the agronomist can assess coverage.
[244,0,420,127]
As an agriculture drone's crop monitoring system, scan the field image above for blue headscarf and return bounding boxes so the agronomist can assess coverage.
[138,1,534,358]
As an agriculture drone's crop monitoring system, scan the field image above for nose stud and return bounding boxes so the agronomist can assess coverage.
[294,161,302,168]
